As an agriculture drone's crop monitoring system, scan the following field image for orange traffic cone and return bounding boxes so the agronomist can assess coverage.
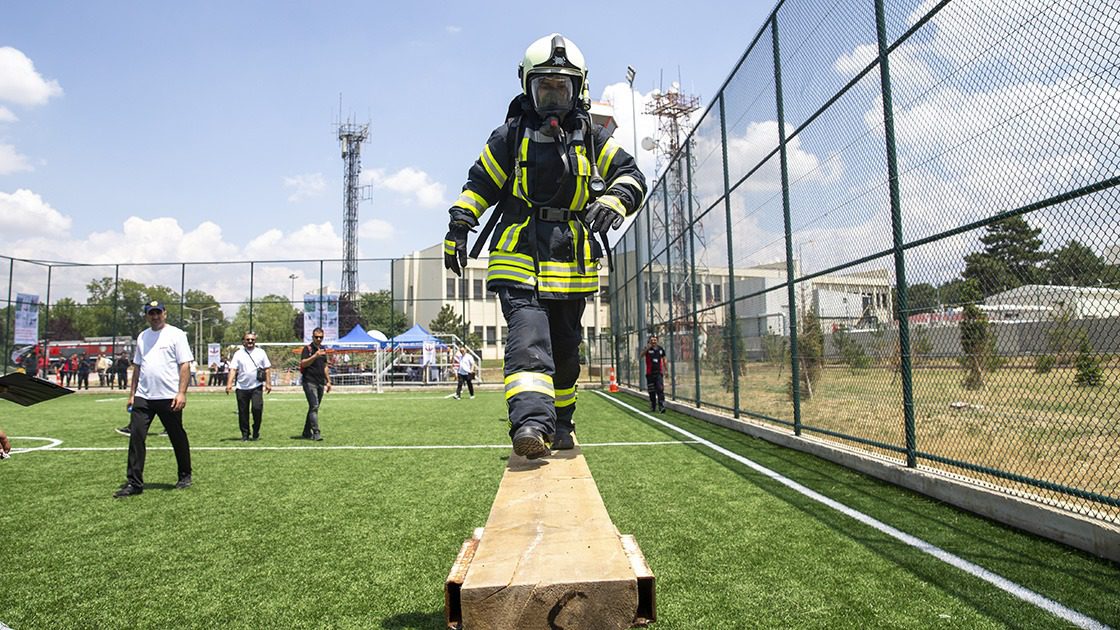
[608,366,619,393]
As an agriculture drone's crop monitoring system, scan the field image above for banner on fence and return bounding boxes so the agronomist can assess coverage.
[14,293,40,345]
[207,343,222,366]
[302,294,339,343]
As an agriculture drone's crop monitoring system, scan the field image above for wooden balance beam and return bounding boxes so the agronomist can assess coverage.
[446,443,655,629]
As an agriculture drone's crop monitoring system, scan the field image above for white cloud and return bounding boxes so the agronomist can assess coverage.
[0,47,63,107]
[283,172,326,202]
[245,222,343,261]
[0,188,70,236]
[0,106,16,123]
[600,82,660,180]
[358,218,396,241]
[363,166,447,208]
[446,25,462,34]
[0,144,32,174]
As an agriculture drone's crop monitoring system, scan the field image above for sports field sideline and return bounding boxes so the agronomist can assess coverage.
[1,388,1117,629]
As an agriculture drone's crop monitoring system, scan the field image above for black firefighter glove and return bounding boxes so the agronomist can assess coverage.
[585,200,625,236]
[444,220,472,277]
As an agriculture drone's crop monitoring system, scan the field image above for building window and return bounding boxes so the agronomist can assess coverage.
[663,282,671,304]
[459,278,468,298]
[446,278,455,299]
[473,279,483,299]
[600,284,611,304]
[486,326,496,345]
[713,283,722,303]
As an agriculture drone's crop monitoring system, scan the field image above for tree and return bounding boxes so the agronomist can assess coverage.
[1046,303,1086,367]
[1044,240,1120,287]
[962,216,1045,296]
[84,277,180,337]
[224,295,297,344]
[903,283,940,316]
[428,305,480,348]
[1073,338,1103,387]
[355,290,408,338]
[45,298,84,341]
[831,325,870,369]
[789,309,823,400]
[959,304,996,390]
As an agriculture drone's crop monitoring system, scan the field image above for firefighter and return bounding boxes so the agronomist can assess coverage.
[444,33,647,459]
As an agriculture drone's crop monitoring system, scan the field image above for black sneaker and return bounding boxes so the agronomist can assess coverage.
[175,475,192,490]
[250,435,259,441]
[240,435,249,442]
[311,433,323,442]
[512,425,550,460]
[115,426,131,436]
[659,406,667,413]
[113,484,143,498]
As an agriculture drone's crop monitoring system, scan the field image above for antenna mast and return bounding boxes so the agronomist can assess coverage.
[338,116,370,301]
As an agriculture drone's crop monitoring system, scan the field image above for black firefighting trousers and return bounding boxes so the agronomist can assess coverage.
[498,287,586,439]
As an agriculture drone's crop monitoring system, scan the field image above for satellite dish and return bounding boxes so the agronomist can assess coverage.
[641,137,657,152]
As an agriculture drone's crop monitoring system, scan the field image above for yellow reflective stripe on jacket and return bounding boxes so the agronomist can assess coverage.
[513,136,531,205]
[555,385,577,408]
[497,215,531,251]
[597,194,626,215]
[609,174,643,192]
[452,189,488,218]
[505,371,554,399]
[569,145,590,210]
[538,275,599,293]
[443,239,457,256]
[480,145,508,189]
[489,251,534,271]
[597,137,622,175]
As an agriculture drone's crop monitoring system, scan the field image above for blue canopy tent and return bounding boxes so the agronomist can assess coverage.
[387,324,447,350]
[325,324,384,350]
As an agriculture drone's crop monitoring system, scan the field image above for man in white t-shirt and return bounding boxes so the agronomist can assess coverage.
[114,301,194,498]
[225,331,271,441]
[454,346,477,400]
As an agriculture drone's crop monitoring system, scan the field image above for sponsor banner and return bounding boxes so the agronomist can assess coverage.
[14,293,40,345]
[207,343,222,366]
[302,294,339,343]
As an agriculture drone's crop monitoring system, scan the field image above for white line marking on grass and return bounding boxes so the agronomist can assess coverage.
[96,398,126,402]
[26,440,695,453]
[7,437,63,454]
[595,391,1110,630]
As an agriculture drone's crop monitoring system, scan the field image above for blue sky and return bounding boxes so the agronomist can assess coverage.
[0,0,776,273]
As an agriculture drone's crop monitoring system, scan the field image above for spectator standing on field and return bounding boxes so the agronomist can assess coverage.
[114,300,194,498]
[225,332,271,441]
[115,353,130,389]
[96,353,111,387]
[76,354,91,390]
[640,335,668,413]
[298,327,331,441]
[454,347,476,400]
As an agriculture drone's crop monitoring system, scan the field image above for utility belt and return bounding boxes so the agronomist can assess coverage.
[537,206,579,222]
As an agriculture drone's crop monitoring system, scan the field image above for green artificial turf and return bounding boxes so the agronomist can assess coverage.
[0,388,1116,628]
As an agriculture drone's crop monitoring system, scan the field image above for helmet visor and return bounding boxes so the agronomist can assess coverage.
[530,75,575,117]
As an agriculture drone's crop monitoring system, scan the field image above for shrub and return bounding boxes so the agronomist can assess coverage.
[1034,355,1056,374]
[1073,339,1103,387]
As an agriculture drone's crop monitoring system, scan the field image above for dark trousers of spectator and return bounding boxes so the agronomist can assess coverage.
[62,371,72,387]
[118,370,129,389]
[126,397,191,488]
[77,372,90,390]
[646,373,665,410]
[302,382,323,437]
[236,386,264,439]
[456,373,474,398]
[98,370,106,387]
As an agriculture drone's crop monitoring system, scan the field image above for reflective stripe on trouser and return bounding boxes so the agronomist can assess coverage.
[498,287,585,438]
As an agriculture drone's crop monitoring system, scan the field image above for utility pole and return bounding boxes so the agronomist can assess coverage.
[338,114,371,302]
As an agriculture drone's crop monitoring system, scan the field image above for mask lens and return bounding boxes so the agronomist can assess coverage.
[531,75,573,115]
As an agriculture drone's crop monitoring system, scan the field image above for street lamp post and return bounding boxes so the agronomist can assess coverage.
[184,305,220,366]
[289,274,299,305]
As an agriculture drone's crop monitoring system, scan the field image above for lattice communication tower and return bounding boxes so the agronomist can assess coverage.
[644,83,704,355]
[338,119,370,301]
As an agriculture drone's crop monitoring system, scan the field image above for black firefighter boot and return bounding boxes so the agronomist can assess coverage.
[552,419,575,450]
[512,425,551,460]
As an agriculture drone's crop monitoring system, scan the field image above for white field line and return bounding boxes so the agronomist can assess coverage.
[595,391,1110,630]
[7,440,696,453]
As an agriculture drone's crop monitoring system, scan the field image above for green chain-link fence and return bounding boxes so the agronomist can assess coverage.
[603,0,1120,525]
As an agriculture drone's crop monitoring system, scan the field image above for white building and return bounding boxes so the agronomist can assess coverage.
[392,243,611,360]
[984,284,1120,320]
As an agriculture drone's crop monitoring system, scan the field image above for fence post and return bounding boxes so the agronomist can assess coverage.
[686,143,701,407]
[718,93,741,418]
[663,182,675,400]
[772,15,803,436]
[875,0,917,467]
[179,263,186,324]
[249,261,255,332]
[318,260,324,329]
[3,259,12,376]
[43,265,52,372]
[111,265,119,360]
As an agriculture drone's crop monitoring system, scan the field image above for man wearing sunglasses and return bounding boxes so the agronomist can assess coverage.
[226,332,271,441]
[298,327,331,441]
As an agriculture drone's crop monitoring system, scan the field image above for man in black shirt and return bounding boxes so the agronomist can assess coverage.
[298,327,332,441]
[641,335,668,413]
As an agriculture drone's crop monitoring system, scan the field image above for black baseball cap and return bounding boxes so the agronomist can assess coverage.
[143,300,166,314]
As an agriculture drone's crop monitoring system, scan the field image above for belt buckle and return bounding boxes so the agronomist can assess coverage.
[540,207,569,222]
